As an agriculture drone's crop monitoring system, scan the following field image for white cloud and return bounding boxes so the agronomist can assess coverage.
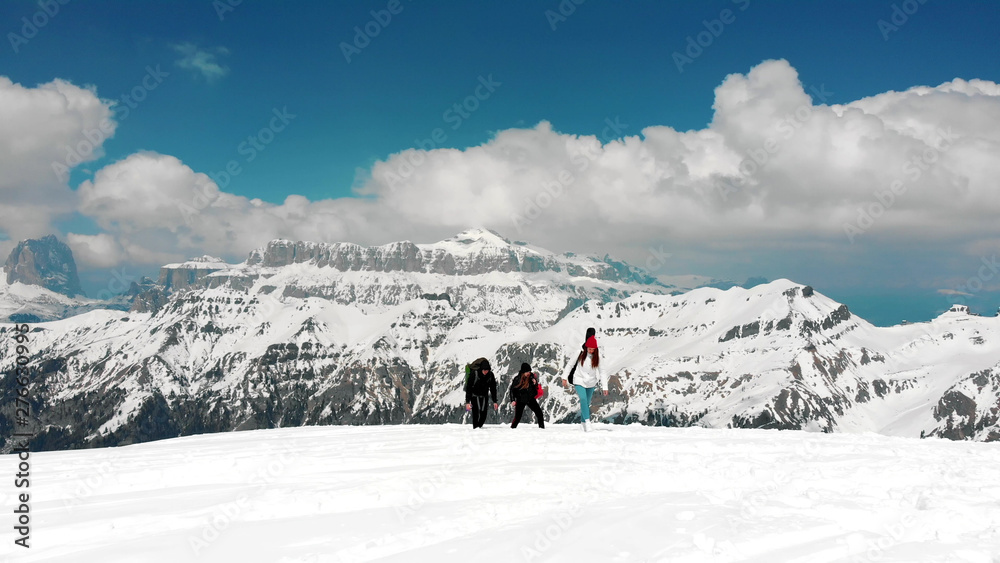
[73,152,391,267]
[937,289,973,297]
[354,59,1000,256]
[0,76,115,254]
[66,233,125,269]
[172,43,229,81]
[35,59,1000,288]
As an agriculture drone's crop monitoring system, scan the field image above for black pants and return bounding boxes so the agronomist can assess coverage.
[470,396,489,428]
[511,398,544,428]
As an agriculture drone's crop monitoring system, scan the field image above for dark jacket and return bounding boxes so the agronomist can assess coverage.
[465,369,498,402]
[507,372,539,403]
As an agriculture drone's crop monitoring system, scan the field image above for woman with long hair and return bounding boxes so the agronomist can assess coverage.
[508,362,545,429]
[562,329,607,432]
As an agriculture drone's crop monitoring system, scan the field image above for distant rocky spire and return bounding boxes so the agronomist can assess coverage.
[4,235,84,297]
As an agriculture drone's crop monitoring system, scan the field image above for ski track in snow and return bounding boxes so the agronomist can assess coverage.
[7,425,1000,562]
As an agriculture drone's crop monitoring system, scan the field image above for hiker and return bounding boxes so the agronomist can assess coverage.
[565,327,596,387]
[562,331,607,432]
[464,358,498,429]
[508,362,545,429]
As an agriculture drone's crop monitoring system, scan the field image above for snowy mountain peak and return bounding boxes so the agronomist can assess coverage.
[433,228,514,251]
[161,255,231,269]
[417,228,536,263]
[943,304,972,315]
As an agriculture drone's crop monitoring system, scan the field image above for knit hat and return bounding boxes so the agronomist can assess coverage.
[584,335,598,349]
[519,362,531,374]
[479,359,491,371]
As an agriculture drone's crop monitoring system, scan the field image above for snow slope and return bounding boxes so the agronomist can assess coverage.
[0,276,124,322]
[10,425,1000,562]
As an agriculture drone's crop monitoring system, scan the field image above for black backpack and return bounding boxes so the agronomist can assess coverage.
[568,352,580,385]
[464,357,488,392]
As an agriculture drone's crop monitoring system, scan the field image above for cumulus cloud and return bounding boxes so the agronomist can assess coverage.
[73,152,389,267]
[355,59,1000,265]
[52,59,1000,288]
[0,76,115,259]
[172,43,230,81]
[66,233,126,269]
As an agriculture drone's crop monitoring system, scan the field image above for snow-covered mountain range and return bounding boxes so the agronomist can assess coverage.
[2,228,999,452]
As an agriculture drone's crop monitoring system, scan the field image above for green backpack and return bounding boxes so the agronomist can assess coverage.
[463,357,488,392]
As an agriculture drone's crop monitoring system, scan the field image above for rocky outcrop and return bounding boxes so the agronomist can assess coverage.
[243,230,661,285]
[4,235,83,297]
[128,278,170,314]
[927,367,1000,441]
[157,256,229,292]
[248,240,427,272]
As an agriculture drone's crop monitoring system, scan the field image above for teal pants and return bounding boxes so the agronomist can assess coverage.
[574,385,595,422]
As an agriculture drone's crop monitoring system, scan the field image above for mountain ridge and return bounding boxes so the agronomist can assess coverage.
[2,231,998,452]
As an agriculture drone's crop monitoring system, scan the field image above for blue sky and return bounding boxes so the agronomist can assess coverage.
[6,0,996,202]
[2,0,1000,325]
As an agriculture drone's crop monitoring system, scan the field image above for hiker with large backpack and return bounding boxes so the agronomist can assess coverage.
[562,328,607,432]
[464,358,498,429]
[508,362,545,429]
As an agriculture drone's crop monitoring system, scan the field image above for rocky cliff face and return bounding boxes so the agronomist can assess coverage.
[127,277,170,314]
[927,365,1000,441]
[244,229,658,285]
[156,256,230,292]
[4,235,83,297]
[0,236,142,322]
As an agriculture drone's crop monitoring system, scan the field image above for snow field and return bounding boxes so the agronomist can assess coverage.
[6,424,1000,562]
